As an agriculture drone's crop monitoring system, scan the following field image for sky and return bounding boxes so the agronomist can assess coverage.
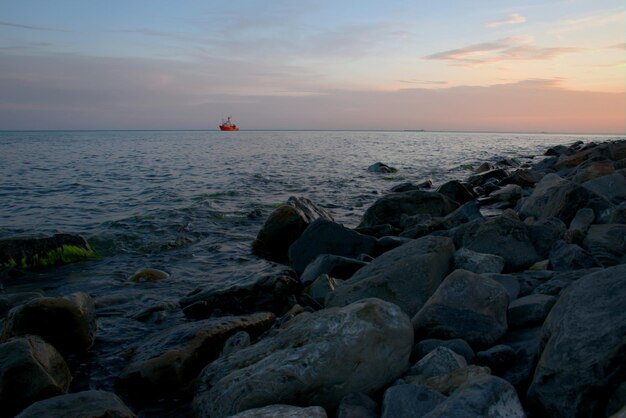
[0,0,624,133]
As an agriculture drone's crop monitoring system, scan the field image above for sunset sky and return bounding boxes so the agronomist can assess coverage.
[1,0,624,133]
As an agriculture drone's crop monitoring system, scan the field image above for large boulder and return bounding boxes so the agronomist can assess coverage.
[117,312,276,399]
[412,269,509,349]
[453,247,505,274]
[526,265,626,417]
[15,390,136,418]
[381,384,445,418]
[336,393,378,418]
[582,224,626,266]
[193,298,413,418]
[358,190,459,229]
[548,241,598,271]
[288,219,378,275]
[582,170,626,204]
[526,217,566,259]
[252,197,334,261]
[227,405,328,418]
[0,234,94,269]
[1,292,96,355]
[0,336,71,417]
[299,255,367,285]
[436,180,476,205]
[325,236,454,317]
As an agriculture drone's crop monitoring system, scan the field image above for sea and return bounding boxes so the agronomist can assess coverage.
[0,130,622,415]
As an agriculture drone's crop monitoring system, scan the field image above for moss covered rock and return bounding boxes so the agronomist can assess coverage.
[0,234,95,269]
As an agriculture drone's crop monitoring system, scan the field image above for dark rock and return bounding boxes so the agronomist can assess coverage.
[1,292,96,355]
[606,382,626,418]
[507,294,557,328]
[527,265,626,417]
[353,223,395,238]
[545,144,574,157]
[582,224,626,266]
[304,274,341,307]
[0,336,71,417]
[0,292,43,317]
[438,201,484,230]
[193,298,413,418]
[288,219,378,275]
[368,162,397,173]
[412,269,509,349]
[180,270,300,318]
[299,255,367,285]
[391,182,421,193]
[326,236,454,317]
[413,338,475,364]
[498,326,543,392]
[404,365,492,396]
[531,268,602,296]
[488,184,523,205]
[498,168,538,188]
[453,247,504,274]
[252,196,334,261]
[381,384,445,418]
[337,393,378,418]
[481,273,520,301]
[436,180,476,205]
[466,168,510,187]
[476,345,516,375]
[358,190,459,229]
[374,235,412,255]
[582,170,626,204]
[117,312,275,399]
[514,270,555,297]
[571,159,615,183]
[407,346,467,378]
[476,162,493,173]
[228,405,328,417]
[220,331,251,358]
[0,233,94,269]
[549,240,599,271]
[15,390,136,418]
[526,217,566,259]
[128,267,169,282]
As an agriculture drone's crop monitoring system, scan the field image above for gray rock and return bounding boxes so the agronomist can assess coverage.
[467,168,510,187]
[304,274,340,307]
[527,265,626,417]
[117,312,276,399]
[423,375,524,418]
[498,168,538,188]
[582,171,626,204]
[453,247,505,274]
[326,236,454,317]
[436,180,476,205]
[0,233,94,269]
[498,326,543,391]
[405,365,492,396]
[128,267,169,282]
[569,207,595,232]
[193,299,413,418]
[476,345,517,374]
[582,224,626,266]
[413,338,475,364]
[299,255,367,285]
[526,217,566,259]
[252,196,334,261]
[408,346,467,378]
[606,382,626,418]
[461,210,541,271]
[481,274,520,301]
[571,159,615,184]
[15,390,136,418]
[549,240,598,271]
[412,269,509,349]
[438,201,484,230]
[391,182,421,193]
[531,268,601,296]
[507,294,556,328]
[288,219,378,275]
[0,336,71,417]
[358,190,459,229]
[381,384,445,418]
[227,405,328,418]
[220,331,251,358]
[1,292,96,355]
[336,393,378,418]
[488,184,523,204]
[368,162,397,173]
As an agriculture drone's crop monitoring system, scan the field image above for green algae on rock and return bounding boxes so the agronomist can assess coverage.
[0,234,95,269]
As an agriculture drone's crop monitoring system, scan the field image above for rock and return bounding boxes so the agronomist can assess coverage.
[0,234,94,269]
[467,168,510,187]
[498,168,538,188]
[412,269,509,349]
[571,160,615,183]
[549,240,599,271]
[0,292,43,317]
[391,182,421,193]
[326,236,454,317]
[513,270,554,297]
[607,382,626,418]
[527,265,626,417]
[531,268,601,296]
[488,184,523,205]
[436,180,476,205]
[569,207,595,232]
[413,338,475,364]
[304,274,341,307]
[481,274,520,301]
[526,217,567,259]
[453,247,505,274]
[507,294,556,328]
[1,292,96,355]
[437,201,483,230]
[336,393,378,418]
[117,312,276,399]
[193,299,413,418]
[358,190,459,229]
[460,210,541,272]
[582,171,626,204]
[475,345,516,374]
[220,331,251,358]
[405,365,492,396]
[582,224,626,266]
[15,390,136,418]
[353,224,395,238]
[518,173,613,225]
[381,384,445,418]
[128,267,169,282]
[179,270,300,318]
[299,255,367,285]
[0,336,71,417]
[407,347,467,378]
[368,162,397,173]
[227,405,328,418]
[421,375,525,418]
[498,326,542,391]
[288,219,378,275]
[252,196,334,261]
[476,162,493,173]
[545,144,573,157]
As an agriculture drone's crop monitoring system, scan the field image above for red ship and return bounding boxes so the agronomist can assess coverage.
[219,116,239,131]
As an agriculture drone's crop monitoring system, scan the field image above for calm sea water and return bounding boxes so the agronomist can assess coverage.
[0,130,622,413]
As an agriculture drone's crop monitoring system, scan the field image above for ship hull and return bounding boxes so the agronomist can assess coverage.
[219,125,239,131]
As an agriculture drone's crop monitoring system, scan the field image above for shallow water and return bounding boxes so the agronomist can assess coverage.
[0,130,622,414]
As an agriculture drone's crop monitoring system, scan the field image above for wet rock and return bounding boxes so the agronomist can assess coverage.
[413,338,475,364]
[467,168,510,187]
[336,393,378,418]
[15,390,136,418]
[252,196,334,261]
[381,384,445,418]
[180,270,300,318]
[436,180,476,205]
[117,312,275,399]
[358,190,459,229]
[228,405,328,418]
[368,162,397,173]
[549,240,598,271]
[288,219,378,275]
[582,224,626,267]
[303,274,340,307]
[475,344,516,374]
[453,247,505,274]
[1,292,96,355]
[407,347,467,378]
[299,255,367,285]
[0,233,94,269]
[128,267,169,282]
[527,265,626,417]
[412,269,509,349]
[326,236,454,317]
[405,365,492,396]
[526,217,567,259]
[582,171,626,204]
[391,182,421,193]
[0,336,71,417]
[507,294,556,328]
[0,292,43,317]
[488,184,523,205]
[421,375,525,418]
[460,210,541,272]
[193,298,413,418]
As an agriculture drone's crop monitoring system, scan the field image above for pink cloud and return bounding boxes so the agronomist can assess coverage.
[484,13,526,28]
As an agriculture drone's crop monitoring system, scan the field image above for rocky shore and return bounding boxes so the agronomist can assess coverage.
[1,139,625,417]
